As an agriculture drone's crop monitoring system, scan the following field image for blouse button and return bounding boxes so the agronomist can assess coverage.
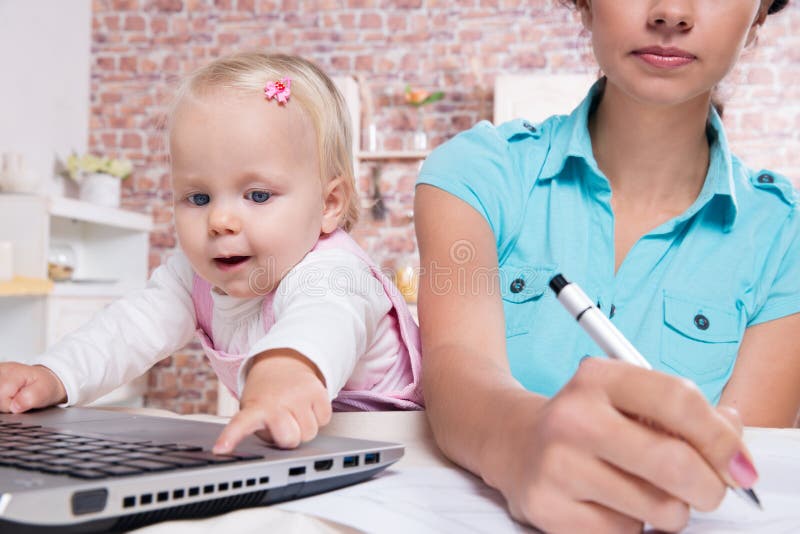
[694,314,710,330]
[757,173,774,184]
[510,278,525,294]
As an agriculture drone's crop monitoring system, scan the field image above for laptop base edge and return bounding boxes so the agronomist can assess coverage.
[0,464,391,533]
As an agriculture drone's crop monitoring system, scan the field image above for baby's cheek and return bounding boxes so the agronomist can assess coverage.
[174,213,201,250]
[173,211,189,241]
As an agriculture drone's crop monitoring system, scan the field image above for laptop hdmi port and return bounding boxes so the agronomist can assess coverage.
[314,459,334,471]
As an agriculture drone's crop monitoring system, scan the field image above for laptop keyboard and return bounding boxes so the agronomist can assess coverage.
[0,421,264,480]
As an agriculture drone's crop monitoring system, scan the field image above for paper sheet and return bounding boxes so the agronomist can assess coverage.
[280,429,800,533]
[281,468,532,533]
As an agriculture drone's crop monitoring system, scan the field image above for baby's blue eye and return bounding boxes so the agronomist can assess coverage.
[247,190,272,203]
[188,193,210,206]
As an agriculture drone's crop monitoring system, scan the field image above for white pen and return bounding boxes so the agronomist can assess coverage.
[548,273,761,510]
[548,273,652,369]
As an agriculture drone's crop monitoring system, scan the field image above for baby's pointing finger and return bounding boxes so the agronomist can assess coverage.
[213,408,267,455]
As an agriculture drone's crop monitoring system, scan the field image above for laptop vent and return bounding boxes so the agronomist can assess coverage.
[123,477,271,510]
[113,490,268,531]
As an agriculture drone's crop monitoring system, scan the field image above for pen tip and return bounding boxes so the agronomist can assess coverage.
[744,488,762,510]
[733,487,762,510]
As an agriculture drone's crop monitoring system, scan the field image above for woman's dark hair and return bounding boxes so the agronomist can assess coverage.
[769,0,789,14]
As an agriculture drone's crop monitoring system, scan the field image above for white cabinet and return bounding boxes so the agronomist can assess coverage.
[0,194,153,406]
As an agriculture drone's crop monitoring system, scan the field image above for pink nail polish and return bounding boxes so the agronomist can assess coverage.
[729,451,758,488]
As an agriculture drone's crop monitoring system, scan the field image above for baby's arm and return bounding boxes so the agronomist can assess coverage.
[0,252,198,412]
[214,249,389,452]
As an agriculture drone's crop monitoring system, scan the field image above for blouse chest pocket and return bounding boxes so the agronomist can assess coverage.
[660,292,743,383]
[499,263,555,337]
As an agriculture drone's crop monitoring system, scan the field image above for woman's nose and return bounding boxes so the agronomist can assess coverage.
[648,0,695,32]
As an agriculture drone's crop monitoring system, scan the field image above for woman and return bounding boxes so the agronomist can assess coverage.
[415,0,798,531]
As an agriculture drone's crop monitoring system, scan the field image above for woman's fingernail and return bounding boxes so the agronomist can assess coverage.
[729,451,758,488]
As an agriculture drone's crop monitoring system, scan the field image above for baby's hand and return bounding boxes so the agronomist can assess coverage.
[0,362,67,413]
[213,350,331,454]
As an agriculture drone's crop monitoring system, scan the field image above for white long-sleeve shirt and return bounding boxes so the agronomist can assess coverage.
[33,248,405,406]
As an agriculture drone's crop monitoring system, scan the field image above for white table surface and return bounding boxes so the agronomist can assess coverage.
[117,409,800,533]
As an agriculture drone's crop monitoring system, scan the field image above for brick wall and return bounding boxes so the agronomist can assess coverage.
[89,0,800,414]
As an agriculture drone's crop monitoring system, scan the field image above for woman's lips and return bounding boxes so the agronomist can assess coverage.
[633,47,696,69]
[213,256,251,272]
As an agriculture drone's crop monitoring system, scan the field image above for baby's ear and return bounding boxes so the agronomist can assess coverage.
[320,176,347,234]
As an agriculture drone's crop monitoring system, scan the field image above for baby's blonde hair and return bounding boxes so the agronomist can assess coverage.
[170,52,359,232]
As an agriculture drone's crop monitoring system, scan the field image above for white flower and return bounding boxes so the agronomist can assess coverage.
[66,153,132,181]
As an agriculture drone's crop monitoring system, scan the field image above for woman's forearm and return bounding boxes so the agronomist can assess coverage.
[422,342,546,480]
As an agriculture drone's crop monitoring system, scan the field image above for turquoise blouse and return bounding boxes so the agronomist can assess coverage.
[417,84,800,403]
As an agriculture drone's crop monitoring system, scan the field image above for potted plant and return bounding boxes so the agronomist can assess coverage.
[66,153,132,208]
[404,85,444,150]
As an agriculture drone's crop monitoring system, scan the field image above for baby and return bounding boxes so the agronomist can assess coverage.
[0,52,423,454]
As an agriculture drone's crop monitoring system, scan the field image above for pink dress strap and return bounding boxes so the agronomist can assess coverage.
[192,277,242,399]
[312,230,423,410]
[192,277,277,399]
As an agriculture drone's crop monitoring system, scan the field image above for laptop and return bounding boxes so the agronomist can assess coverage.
[0,406,403,532]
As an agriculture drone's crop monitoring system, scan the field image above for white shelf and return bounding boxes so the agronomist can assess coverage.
[358,150,429,160]
[0,194,151,400]
[0,276,53,297]
[47,196,152,232]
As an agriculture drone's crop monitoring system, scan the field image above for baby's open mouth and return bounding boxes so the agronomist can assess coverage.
[214,256,250,266]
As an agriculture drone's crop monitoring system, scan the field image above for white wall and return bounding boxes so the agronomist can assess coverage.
[0,0,91,195]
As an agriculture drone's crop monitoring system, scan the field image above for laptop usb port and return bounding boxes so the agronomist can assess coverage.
[364,452,380,465]
[343,455,359,468]
[288,466,306,476]
[314,459,333,471]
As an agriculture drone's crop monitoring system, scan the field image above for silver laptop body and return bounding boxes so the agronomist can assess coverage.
[0,406,402,532]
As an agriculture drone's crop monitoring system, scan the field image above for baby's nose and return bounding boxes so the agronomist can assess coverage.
[208,205,241,235]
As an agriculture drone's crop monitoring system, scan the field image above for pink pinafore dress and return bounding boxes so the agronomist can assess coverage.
[191,229,423,411]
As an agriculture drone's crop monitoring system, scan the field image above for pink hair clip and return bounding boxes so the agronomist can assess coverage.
[264,78,291,104]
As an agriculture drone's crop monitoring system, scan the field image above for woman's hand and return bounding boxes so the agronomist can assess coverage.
[484,357,756,533]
